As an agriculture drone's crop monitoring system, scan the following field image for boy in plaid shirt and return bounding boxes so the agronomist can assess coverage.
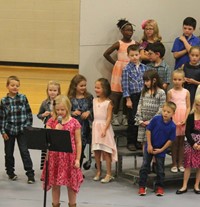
[0,76,35,183]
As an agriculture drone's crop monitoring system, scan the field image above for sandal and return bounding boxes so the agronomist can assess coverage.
[101,174,114,183]
[93,172,101,181]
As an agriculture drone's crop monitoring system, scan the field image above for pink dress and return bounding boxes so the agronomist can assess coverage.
[111,40,135,92]
[92,98,118,162]
[41,117,83,192]
[169,88,187,136]
[184,120,200,168]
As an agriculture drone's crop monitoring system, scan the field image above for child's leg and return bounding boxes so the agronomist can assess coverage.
[171,137,178,167]
[177,136,184,168]
[155,157,165,189]
[103,151,112,176]
[179,168,191,190]
[67,187,77,206]
[16,134,34,177]
[94,150,101,176]
[52,185,61,205]
[4,134,15,176]
[194,168,200,190]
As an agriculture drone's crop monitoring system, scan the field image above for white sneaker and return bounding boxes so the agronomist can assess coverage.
[179,166,185,172]
[112,114,120,126]
[171,166,178,173]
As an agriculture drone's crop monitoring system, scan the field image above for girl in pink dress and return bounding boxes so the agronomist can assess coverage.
[92,78,117,183]
[176,95,200,194]
[103,18,136,126]
[167,69,190,173]
[41,95,83,207]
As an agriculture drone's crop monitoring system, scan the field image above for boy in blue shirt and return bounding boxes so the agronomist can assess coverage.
[121,44,147,151]
[138,102,176,196]
[172,17,200,69]
[0,76,35,183]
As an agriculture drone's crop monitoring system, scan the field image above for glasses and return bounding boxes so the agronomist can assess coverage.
[145,28,154,31]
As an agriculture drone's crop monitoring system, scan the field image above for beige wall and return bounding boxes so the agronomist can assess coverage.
[0,0,80,64]
[79,0,200,94]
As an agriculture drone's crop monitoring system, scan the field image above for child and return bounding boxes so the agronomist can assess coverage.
[140,19,162,64]
[37,80,61,169]
[0,76,35,183]
[147,42,171,91]
[138,102,176,196]
[92,78,117,183]
[67,74,93,169]
[121,44,147,151]
[135,69,166,150]
[167,69,190,173]
[103,18,136,126]
[41,95,83,207]
[183,46,200,107]
[172,17,200,69]
[176,95,200,195]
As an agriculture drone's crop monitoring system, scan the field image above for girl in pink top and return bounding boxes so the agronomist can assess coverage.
[167,69,190,173]
[92,78,117,183]
[104,18,136,126]
[41,95,83,207]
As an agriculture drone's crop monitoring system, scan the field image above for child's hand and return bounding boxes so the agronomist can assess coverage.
[74,159,80,168]
[179,120,186,125]
[179,35,187,43]
[73,110,82,116]
[185,78,197,85]
[101,128,106,137]
[193,143,198,150]
[43,111,51,117]
[55,123,63,130]
[126,99,133,109]
[81,111,90,119]
[152,148,162,154]
[2,133,9,141]
[143,120,150,126]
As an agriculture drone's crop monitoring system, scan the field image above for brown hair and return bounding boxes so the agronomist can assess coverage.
[6,76,20,86]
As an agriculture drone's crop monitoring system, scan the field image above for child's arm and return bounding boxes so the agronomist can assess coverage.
[156,89,166,115]
[103,42,120,65]
[181,91,190,125]
[179,35,192,53]
[146,129,153,154]
[37,101,51,121]
[24,96,33,126]
[166,90,172,102]
[74,128,82,168]
[152,140,172,154]
[101,101,113,137]
[135,95,146,126]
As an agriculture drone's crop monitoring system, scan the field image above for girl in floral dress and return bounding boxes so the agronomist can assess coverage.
[41,95,83,207]
[176,95,200,194]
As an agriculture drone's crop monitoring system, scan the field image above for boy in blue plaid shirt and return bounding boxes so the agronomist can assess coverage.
[0,76,35,183]
[122,44,148,151]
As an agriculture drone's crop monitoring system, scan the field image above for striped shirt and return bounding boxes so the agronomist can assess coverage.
[122,62,147,97]
[0,93,33,135]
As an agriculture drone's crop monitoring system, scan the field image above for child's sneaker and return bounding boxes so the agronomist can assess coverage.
[27,176,35,184]
[138,187,147,196]
[156,187,164,196]
[8,173,18,181]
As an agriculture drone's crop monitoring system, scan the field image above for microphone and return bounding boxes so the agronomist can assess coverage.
[57,116,62,125]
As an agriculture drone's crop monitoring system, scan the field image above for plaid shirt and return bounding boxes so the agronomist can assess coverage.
[122,62,147,97]
[0,93,33,135]
[147,60,171,84]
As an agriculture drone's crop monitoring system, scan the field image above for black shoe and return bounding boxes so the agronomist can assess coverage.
[194,188,200,194]
[8,173,18,181]
[176,189,187,194]
[27,176,35,184]
[127,144,136,151]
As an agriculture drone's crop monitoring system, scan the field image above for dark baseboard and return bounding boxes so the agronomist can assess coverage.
[0,61,79,69]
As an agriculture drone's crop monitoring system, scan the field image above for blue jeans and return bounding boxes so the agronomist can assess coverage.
[4,132,34,177]
[139,149,165,188]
